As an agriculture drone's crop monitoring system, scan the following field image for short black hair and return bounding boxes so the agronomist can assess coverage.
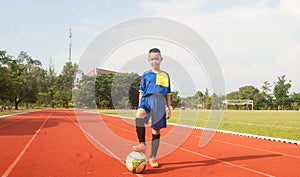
[149,48,161,54]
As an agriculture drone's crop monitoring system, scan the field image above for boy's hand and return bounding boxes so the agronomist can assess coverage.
[167,108,171,119]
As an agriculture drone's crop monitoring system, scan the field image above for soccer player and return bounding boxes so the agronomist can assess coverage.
[133,48,171,168]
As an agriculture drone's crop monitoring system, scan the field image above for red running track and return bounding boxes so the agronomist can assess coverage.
[0,109,299,177]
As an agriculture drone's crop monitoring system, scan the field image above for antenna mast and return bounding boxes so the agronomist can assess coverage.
[68,28,72,62]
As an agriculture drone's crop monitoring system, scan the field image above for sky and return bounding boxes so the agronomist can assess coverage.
[1,0,300,95]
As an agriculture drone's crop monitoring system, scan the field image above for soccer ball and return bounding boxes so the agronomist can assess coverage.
[125,151,147,174]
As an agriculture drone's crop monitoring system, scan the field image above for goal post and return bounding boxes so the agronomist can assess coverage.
[223,99,253,110]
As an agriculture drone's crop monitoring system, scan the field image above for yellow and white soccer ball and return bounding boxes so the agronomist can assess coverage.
[125,151,147,174]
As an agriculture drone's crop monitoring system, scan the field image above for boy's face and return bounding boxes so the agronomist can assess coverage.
[148,52,163,71]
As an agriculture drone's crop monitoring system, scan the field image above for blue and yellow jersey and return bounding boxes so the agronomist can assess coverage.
[139,70,171,97]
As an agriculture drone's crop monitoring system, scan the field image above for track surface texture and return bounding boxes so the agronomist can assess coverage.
[1,110,299,177]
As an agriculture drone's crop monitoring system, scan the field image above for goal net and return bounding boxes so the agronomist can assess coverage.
[223,99,253,110]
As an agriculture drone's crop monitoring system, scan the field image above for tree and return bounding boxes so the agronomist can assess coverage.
[7,51,33,110]
[43,61,57,108]
[181,96,198,109]
[204,88,211,109]
[111,73,140,109]
[290,92,300,110]
[0,51,11,64]
[95,74,115,109]
[261,81,272,93]
[239,85,263,110]
[273,75,291,110]
[21,53,45,109]
[260,81,274,110]
[0,51,13,111]
[211,93,223,109]
[171,90,181,109]
[73,75,96,109]
[226,91,240,110]
[226,85,264,110]
[129,75,141,109]
[181,90,208,110]
[195,91,204,109]
[0,51,46,110]
[54,62,78,108]
[226,91,240,99]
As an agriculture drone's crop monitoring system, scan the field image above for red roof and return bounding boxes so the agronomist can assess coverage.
[85,68,119,76]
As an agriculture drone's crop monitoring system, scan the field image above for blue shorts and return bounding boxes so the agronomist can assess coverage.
[138,94,167,130]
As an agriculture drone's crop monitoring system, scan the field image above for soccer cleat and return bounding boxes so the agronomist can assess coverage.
[132,143,146,154]
[149,157,159,168]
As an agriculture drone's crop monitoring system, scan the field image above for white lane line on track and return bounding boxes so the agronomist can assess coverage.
[1,112,51,177]
[103,120,275,177]
[165,128,300,159]
[101,113,300,156]
[100,113,300,145]
[164,142,275,177]
[167,128,300,159]
[200,136,300,159]
[64,113,143,177]
[102,114,300,159]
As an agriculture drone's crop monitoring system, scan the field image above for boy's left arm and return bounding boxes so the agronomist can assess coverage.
[166,94,171,119]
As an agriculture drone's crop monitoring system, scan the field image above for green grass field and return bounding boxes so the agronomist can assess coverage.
[97,109,300,141]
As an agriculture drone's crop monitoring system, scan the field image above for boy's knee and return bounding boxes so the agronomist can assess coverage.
[136,108,146,118]
[152,129,160,135]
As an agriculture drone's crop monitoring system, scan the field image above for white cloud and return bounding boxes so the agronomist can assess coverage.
[139,0,300,93]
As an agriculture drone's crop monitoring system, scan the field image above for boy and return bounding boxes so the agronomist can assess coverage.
[133,48,171,168]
